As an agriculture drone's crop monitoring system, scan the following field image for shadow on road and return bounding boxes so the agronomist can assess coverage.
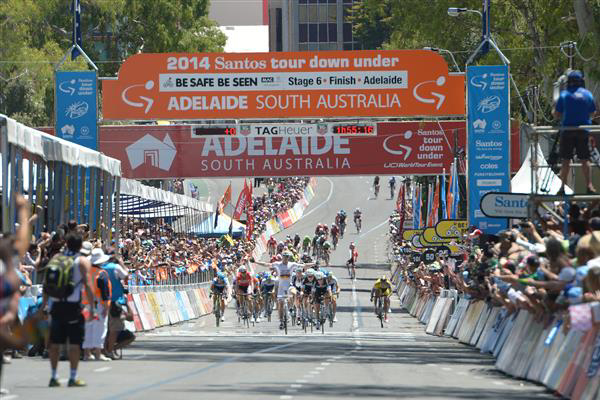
[172,382,549,399]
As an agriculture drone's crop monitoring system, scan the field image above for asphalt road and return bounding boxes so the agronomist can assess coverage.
[3,177,553,400]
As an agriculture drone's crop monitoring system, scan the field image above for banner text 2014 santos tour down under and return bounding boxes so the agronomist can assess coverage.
[101,50,465,120]
[98,121,466,179]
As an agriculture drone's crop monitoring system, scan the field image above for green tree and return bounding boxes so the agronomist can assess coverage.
[0,0,226,126]
[353,0,600,119]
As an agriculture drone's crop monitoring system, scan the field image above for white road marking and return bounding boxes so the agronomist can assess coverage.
[457,371,468,376]
[492,381,505,386]
[316,367,325,371]
[3,395,18,400]
[426,363,437,367]
[301,177,334,219]
[286,389,298,393]
[358,219,389,238]
[290,384,302,388]
[94,367,112,372]
[296,379,307,383]
[309,370,320,375]
[321,362,330,366]
[280,396,293,399]
[442,367,452,372]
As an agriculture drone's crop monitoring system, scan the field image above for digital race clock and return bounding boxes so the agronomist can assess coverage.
[331,124,376,135]
[191,126,237,136]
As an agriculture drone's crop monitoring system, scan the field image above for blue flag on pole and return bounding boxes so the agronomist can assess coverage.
[440,171,447,221]
[71,0,82,60]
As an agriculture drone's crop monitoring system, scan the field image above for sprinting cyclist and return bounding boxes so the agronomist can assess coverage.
[322,224,329,239]
[251,273,262,323]
[389,176,396,198]
[267,236,277,257]
[256,251,314,329]
[373,176,380,198]
[260,273,277,319]
[322,240,332,266]
[302,268,317,321]
[210,272,230,322]
[347,242,358,279]
[235,265,255,320]
[289,267,305,323]
[293,233,301,249]
[302,235,312,253]
[371,275,393,323]
[325,271,340,322]
[330,223,339,249]
[336,210,347,238]
[354,208,362,233]
[312,271,332,330]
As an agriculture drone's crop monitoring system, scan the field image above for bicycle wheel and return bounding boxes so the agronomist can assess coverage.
[328,303,334,327]
[215,296,221,327]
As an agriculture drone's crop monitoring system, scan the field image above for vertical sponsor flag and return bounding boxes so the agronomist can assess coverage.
[452,161,460,219]
[412,183,418,229]
[213,200,221,228]
[246,179,254,240]
[426,183,433,227]
[447,161,454,219]
[233,180,250,220]
[418,184,424,229]
[396,179,403,211]
[431,176,440,226]
[398,181,406,235]
[440,170,447,221]
[71,0,82,60]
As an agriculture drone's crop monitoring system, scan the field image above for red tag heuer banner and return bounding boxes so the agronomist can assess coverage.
[98,121,465,178]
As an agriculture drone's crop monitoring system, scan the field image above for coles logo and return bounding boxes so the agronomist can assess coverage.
[382,130,413,160]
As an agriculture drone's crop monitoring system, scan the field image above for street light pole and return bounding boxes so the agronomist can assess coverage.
[423,47,461,72]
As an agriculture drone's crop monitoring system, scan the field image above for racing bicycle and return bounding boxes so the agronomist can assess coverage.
[212,292,223,327]
[355,217,362,234]
[373,295,385,328]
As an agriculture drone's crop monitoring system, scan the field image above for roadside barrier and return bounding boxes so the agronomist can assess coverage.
[126,283,213,332]
[396,278,600,399]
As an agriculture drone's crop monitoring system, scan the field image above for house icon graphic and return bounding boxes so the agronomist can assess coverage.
[126,134,177,171]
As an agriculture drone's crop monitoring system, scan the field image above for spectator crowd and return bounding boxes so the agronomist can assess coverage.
[0,176,311,391]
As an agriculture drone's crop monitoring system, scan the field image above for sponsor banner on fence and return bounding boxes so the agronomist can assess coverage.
[435,219,468,238]
[467,65,510,234]
[98,121,464,178]
[480,192,529,219]
[102,50,464,120]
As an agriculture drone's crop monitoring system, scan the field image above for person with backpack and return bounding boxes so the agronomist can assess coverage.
[82,247,112,362]
[41,231,95,388]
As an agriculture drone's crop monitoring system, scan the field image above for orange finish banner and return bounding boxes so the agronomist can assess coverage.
[102,50,465,120]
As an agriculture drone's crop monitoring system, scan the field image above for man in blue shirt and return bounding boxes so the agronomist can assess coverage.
[554,70,597,194]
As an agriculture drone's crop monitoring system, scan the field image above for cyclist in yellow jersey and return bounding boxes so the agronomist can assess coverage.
[370,275,393,322]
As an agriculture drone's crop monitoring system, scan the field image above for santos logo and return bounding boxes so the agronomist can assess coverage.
[383,131,413,161]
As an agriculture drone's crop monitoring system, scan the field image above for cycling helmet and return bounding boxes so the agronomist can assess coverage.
[282,250,293,258]
[355,208,360,212]
[316,271,326,280]
[217,272,226,280]
[350,242,355,248]
[306,268,315,276]
[264,273,272,281]
[238,265,247,273]
[381,275,389,281]
[321,268,329,276]
[324,224,328,228]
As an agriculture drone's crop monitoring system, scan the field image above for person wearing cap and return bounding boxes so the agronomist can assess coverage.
[82,248,112,362]
[554,69,598,194]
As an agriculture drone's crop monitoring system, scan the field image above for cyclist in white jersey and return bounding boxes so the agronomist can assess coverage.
[256,250,315,329]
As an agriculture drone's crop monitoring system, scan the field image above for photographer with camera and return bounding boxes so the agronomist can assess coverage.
[554,70,598,194]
